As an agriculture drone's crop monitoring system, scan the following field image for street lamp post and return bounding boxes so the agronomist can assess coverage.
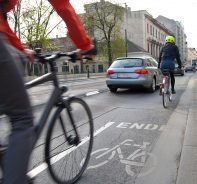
[125,29,128,57]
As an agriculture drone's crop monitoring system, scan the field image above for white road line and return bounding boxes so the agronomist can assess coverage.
[0,115,6,119]
[86,90,99,96]
[27,121,115,178]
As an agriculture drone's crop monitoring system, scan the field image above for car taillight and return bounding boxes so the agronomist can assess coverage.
[134,69,148,74]
[106,69,114,75]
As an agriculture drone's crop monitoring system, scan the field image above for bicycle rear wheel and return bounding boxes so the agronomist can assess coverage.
[162,92,167,108]
[45,97,94,184]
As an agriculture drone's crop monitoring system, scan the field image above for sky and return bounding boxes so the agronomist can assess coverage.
[70,0,197,49]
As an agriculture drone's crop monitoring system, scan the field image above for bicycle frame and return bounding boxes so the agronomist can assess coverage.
[25,70,63,151]
[0,48,95,152]
[1,45,97,183]
[161,70,171,93]
[161,75,169,93]
[161,69,172,108]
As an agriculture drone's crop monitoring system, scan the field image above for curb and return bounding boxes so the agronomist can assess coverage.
[24,73,106,82]
[176,74,197,184]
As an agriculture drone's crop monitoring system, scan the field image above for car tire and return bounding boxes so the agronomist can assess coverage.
[147,78,156,93]
[109,87,117,93]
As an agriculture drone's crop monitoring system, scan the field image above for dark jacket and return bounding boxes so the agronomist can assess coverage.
[158,44,182,71]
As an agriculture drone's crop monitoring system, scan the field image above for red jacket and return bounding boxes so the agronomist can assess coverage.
[0,0,91,50]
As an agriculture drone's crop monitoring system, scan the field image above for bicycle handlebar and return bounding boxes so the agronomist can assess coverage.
[34,39,97,64]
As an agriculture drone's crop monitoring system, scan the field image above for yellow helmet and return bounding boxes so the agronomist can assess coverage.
[165,36,175,43]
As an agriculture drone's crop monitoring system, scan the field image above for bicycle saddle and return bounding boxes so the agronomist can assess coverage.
[162,69,171,76]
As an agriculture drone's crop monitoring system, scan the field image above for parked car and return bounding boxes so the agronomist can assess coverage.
[185,65,193,72]
[174,64,185,76]
[106,55,162,93]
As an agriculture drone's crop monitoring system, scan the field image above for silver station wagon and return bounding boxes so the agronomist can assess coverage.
[106,54,162,93]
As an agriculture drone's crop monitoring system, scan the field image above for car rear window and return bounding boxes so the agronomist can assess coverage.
[111,58,143,68]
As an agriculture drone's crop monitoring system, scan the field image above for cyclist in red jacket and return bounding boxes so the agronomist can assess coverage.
[0,1,93,183]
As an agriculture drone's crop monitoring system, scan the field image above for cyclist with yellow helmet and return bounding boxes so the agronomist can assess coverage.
[158,35,182,94]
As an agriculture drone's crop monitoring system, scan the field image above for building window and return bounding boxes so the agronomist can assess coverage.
[156,30,157,38]
[147,43,149,52]
[150,25,152,35]
[147,23,149,33]
[153,27,154,36]
[156,46,158,57]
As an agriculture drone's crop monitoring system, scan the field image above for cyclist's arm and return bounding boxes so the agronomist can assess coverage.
[158,48,163,68]
[48,0,92,50]
[1,22,26,50]
[0,0,25,50]
[174,45,182,68]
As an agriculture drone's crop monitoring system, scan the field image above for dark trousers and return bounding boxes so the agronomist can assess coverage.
[0,34,34,184]
[169,72,175,91]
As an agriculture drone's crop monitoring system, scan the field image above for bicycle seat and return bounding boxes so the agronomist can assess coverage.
[162,69,171,76]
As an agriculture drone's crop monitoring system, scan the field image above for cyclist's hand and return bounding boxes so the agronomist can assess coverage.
[76,45,94,60]
[23,49,35,62]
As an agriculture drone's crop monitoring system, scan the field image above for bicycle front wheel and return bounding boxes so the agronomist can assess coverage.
[45,97,94,184]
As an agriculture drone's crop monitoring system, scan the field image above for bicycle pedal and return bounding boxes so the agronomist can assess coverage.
[26,174,35,184]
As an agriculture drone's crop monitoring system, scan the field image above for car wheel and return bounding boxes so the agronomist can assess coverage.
[109,87,117,93]
[147,78,156,93]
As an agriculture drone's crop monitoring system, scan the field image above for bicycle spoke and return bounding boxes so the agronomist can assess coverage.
[45,97,93,184]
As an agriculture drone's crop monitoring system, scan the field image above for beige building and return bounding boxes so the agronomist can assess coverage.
[84,0,175,61]
[187,48,197,64]
[121,8,174,61]
[156,15,188,63]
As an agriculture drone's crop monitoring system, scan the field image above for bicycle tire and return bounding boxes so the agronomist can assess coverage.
[45,97,94,184]
[168,77,172,101]
[162,92,167,108]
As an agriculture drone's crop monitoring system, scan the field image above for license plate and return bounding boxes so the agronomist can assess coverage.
[118,73,131,78]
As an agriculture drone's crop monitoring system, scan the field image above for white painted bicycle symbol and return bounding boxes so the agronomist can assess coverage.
[81,139,157,177]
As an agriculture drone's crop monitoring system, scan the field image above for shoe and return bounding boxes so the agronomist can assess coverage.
[26,174,34,184]
[172,90,176,94]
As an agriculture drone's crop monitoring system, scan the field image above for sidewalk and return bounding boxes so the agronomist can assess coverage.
[176,74,197,184]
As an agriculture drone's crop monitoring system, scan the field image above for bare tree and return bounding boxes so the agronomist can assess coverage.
[84,0,125,66]
[8,0,65,75]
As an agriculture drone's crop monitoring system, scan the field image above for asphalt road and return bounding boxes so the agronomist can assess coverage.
[0,72,193,183]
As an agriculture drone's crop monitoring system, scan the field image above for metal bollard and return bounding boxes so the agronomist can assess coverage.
[87,68,90,78]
